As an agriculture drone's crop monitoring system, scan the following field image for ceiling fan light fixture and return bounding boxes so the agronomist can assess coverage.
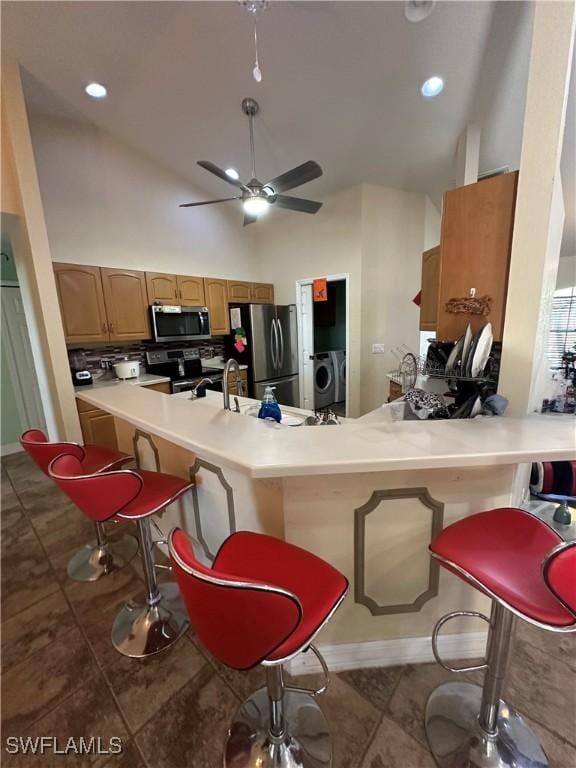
[243,196,270,216]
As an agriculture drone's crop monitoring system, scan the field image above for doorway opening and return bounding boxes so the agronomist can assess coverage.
[1,247,46,455]
[296,274,349,417]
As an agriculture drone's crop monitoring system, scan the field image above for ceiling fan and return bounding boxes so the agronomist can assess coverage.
[180,98,323,226]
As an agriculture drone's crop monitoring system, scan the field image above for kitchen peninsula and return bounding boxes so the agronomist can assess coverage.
[76,384,574,668]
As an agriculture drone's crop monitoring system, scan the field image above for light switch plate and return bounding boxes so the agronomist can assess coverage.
[372,343,386,354]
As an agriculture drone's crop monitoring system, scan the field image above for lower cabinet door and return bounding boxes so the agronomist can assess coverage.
[79,409,118,451]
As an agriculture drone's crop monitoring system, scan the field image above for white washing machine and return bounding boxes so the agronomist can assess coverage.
[330,350,346,403]
[313,352,335,409]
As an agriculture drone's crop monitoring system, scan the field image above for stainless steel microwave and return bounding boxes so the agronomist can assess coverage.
[150,305,211,342]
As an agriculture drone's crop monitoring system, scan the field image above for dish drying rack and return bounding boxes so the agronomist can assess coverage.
[388,346,496,393]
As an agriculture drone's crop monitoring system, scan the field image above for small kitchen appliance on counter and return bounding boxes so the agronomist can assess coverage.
[145,348,223,394]
[69,350,93,387]
[114,360,141,380]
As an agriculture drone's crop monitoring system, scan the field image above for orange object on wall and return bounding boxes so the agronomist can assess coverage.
[313,278,327,302]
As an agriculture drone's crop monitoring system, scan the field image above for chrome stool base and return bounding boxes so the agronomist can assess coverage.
[111,582,189,658]
[66,534,138,582]
[225,687,331,768]
[425,682,549,768]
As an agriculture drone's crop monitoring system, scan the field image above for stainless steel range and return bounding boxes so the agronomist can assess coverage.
[145,348,224,394]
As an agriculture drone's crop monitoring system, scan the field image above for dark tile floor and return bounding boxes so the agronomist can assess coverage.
[1,452,575,767]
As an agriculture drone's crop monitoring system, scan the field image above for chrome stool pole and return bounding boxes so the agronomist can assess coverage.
[111,518,188,658]
[225,645,332,768]
[66,521,138,583]
[425,603,549,768]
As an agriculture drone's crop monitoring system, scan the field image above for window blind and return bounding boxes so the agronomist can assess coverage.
[546,286,576,369]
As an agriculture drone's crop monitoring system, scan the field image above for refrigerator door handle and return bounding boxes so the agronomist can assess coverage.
[276,320,284,369]
[270,319,278,369]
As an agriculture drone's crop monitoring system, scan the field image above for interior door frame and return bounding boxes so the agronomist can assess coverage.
[1,280,46,451]
[295,273,350,416]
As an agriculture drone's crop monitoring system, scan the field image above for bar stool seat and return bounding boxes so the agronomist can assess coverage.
[50,454,193,658]
[425,507,576,768]
[213,531,348,662]
[171,528,348,767]
[20,429,138,582]
[431,507,574,626]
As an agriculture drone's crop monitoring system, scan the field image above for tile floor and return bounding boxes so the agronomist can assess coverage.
[1,452,575,767]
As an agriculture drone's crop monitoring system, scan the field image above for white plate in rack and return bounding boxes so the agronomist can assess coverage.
[470,322,493,378]
[460,324,473,374]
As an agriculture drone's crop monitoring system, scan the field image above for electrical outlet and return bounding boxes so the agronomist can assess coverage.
[372,343,386,354]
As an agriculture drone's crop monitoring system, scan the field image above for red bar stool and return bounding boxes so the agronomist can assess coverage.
[49,454,193,657]
[425,507,576,768]
[20,429,138,582]
[169,528,348,768]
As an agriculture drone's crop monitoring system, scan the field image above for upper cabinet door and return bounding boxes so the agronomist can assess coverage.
[227,281,252,303]
[177,275,206,306]
[101,268,151,341]
[146,272,178,305]
[53,263,109,344]
[419,247,440,331]
[437,171,518,342]
[204,278,230,336]
[251,283,275,304]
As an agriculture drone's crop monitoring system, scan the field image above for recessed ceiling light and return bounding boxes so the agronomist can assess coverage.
[243,197,269,216]
[405,1,436,23]
[225,168,240,180]
[84,82,107,99]
[421,76,444,98]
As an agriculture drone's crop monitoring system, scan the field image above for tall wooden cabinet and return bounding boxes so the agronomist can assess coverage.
[419,247,440,331]
[53,263,109,344]
[437,171,518,341]
[101,268,150,341]
[204,278,230,335]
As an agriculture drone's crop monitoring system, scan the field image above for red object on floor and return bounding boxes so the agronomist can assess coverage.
[430,507,576,627]
[49,454,192,523]
[20,429,131,475]
[170,529,348,670]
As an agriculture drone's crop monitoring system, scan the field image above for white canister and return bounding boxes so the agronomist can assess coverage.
[114,360,140,380]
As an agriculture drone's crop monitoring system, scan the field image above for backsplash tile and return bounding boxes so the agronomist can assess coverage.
[68,340,225,374]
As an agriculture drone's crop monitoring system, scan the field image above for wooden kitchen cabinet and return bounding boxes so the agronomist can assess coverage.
[77,402,118,451]
[436,171,518,341]
[177,275,205,306]
[53,263,109,344]
[204,277,230,335]
[146,272,178,304]
[226,369,248,396]
[227,281,253,303]
[251,283,275,304]
[419,246,440,331]
[145,382,171,394]
[101,268,151,341]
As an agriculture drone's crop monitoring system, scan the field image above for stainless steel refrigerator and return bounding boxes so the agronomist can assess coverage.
[225,304,299,407]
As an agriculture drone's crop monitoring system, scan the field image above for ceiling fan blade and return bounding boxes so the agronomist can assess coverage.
[274,195,323,214]
[197,161,249,191]
[179,197,241,208]
[265,161,323,194]
[243,212,258,226]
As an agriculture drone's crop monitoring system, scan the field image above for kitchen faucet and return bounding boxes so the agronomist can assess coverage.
[223,359,244,412]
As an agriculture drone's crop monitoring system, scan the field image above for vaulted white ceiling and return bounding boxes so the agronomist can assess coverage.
[2,0,574,255]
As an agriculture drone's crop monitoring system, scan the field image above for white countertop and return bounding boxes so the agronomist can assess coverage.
[75,385,575,478]
[74,373,171,392]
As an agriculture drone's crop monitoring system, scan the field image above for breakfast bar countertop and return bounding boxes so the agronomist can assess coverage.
[74,373,171,392]
[75,385,575,478]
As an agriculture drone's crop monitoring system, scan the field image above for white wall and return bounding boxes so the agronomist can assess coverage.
[29,113,259,280]
[256,184,430,415]
[556,254,575,288]
[360,185,427,413]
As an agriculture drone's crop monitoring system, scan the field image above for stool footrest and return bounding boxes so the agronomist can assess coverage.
[432,610,489,673]
[283,644,330,697]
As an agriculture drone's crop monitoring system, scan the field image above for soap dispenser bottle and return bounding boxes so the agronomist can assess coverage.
[258,386,282,423]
